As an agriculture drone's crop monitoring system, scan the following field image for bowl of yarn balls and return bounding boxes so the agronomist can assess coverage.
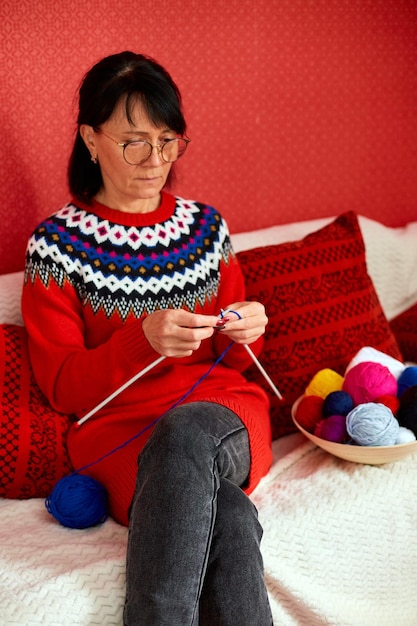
[292,346,417,464]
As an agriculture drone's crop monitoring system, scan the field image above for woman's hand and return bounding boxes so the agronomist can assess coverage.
[142,309,220,358]
[216,301,268,344]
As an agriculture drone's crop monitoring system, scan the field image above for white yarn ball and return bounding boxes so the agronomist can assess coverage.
[345,346,405,380]
[395,426,417,445]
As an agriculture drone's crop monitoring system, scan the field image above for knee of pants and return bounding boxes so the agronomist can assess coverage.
[145,404,210,450]
[215,478,263,547]
[142,402,243,458]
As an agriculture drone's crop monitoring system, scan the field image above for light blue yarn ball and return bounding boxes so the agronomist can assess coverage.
[346,403,400,446]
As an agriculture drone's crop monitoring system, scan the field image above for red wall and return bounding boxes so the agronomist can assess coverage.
[1,0,417,274]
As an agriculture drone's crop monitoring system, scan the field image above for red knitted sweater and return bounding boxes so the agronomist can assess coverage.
[22,193,272,525]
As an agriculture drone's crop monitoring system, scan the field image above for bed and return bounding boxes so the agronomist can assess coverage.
[1,211,417,625]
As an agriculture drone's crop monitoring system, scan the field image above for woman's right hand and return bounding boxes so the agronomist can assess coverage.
[142,309,220,358]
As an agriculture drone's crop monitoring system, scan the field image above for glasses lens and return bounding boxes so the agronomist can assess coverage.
[123,138,189,164]
[161,138,188,163]
[123,141,152,165]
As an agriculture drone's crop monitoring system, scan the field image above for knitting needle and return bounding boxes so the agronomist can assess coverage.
[242,343,283,400]
[220,308,283,400]
[77,355,166,426]
[77,321,283,426]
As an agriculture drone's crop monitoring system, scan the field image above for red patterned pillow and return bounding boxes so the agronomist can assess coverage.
[390,303,417,363]
[237,212,403,440]
[0,324,73,498]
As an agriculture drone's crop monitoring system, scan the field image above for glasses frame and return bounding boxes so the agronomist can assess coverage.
[94,128,191,165]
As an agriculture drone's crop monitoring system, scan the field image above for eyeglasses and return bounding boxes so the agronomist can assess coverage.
[94,128,190,165]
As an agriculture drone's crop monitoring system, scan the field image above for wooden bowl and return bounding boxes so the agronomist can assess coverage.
[291,397,417,465]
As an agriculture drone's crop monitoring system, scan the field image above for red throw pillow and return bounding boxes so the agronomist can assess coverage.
[390,302,417,363]
[237,212,403,440]
[0,324,73,498]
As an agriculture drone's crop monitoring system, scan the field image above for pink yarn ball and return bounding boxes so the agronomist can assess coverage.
[342,361,397,406]
[314,415,347,443]
[295,395,324,433]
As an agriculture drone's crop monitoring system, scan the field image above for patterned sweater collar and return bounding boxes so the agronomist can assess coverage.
[71,191,176,227]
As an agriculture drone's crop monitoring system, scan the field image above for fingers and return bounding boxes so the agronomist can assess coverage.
[142,304,268,357]
[142,309,219,357]
[216,302,268,344]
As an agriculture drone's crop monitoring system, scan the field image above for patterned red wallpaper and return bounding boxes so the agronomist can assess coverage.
[1,0,417,273]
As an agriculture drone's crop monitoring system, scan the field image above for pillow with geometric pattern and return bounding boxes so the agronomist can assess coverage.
[237,212,403,440]
[0,324,73,498]
[390,302,417,363]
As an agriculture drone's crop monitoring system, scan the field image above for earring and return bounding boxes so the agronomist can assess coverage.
[91,155,98,164]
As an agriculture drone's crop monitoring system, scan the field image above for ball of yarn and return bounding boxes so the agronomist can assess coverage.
[305,369,344,399]
[397,366,417,397]
[45,474,109,529]
[314,414,347,443]
[375,394,400,416]
[396,426,416,445]
[295,395,324,432]
[322,391,354,418]
[397,385,417,436]
[343,361,397,405]
[346,402,399,446]
[345,346,405,379]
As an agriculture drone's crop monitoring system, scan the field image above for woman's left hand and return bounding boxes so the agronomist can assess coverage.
[216,301,267,344]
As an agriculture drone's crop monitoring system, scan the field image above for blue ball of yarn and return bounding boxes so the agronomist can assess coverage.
[397,367,417,397]
[323,391,354,418]
[45,474,109,529]
[346,402,400,446]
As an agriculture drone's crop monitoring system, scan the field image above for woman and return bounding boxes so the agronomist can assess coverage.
[22,51,273,625]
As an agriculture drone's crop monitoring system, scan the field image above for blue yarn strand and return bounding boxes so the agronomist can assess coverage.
[46,341,234,528]
[74,340,234,474]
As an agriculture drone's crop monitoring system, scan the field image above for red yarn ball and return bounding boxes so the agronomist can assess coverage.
[342,361,397,405]
[295,395,324,433]
[314,414,347,443]
[375,394,400,416]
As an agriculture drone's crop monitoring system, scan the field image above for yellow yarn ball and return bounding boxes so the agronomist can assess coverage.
[305,368,344,398]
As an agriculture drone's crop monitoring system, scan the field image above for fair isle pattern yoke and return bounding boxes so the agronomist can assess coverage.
[25,197,234,320]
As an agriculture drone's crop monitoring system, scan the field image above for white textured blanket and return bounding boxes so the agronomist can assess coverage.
[252,435,417,626]
[1,433,417,625]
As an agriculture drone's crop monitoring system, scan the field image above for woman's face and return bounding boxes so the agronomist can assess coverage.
[81,97,175,212]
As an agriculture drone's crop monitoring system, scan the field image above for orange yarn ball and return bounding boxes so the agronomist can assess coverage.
[295,395,324,433]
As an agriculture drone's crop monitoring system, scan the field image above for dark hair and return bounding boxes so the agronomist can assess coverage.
[68,51,186,202]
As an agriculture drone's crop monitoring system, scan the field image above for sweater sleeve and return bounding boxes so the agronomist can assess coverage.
[22,268,160,416]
